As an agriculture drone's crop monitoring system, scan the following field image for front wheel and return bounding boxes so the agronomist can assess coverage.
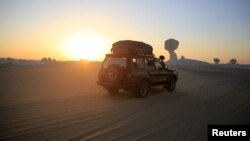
[136,81,149,98]
[166,77,176,91]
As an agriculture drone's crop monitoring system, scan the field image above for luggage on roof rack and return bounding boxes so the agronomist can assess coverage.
[111,40,153,55]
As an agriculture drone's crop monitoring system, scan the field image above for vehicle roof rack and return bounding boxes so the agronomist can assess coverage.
[111,40,153,55]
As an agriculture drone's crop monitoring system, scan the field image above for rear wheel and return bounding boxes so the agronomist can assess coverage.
[136,81,149,98]
[166,77,176,91]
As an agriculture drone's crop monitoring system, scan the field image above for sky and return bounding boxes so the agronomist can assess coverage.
[0,0,250,64]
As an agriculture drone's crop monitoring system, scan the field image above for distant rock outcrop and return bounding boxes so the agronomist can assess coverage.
[41,57,56,63]
[229,58,237,65]
[213,58,220,64]
[164,39,209,65]
[164,39,179,62]
[166,58,209,65]
[180,55,185,60]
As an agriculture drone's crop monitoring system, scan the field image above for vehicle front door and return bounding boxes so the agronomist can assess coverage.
[154,59,169,81]
[145,58,161,83]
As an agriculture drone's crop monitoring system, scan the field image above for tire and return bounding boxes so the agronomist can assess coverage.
[106,65,125,83]
[106,87,118,94]
[136,80,149,98]
[166,77,176,91]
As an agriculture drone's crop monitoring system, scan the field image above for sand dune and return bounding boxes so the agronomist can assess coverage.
[0,63,249,141]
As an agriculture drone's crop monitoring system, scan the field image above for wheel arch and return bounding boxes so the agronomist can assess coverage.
[172,74,178,81]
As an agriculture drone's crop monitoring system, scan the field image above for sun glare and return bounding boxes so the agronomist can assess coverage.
[65,33,107,61]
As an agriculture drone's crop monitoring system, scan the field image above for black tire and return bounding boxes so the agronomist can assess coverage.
[106,65,125,83]
[106,87,118,94]
[136,80,149,98]
[166,77,176,91]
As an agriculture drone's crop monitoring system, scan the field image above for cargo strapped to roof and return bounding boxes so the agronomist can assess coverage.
[111,40,153,55]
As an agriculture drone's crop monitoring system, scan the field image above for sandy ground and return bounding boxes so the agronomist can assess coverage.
[0,63,249,141]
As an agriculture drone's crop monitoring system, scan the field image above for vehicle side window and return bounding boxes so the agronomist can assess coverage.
[132,58,144,69]
[145,58,155,69]
[103,57,127,69]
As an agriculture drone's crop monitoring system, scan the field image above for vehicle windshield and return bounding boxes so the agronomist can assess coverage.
[102,57,127,69]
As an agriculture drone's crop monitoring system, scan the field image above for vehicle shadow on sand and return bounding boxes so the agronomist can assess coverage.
[103,86,172,100]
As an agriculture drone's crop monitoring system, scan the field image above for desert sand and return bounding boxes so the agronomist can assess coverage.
[0,62,249,141]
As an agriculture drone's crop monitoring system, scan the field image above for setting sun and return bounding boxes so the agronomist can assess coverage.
[64,33,107,61]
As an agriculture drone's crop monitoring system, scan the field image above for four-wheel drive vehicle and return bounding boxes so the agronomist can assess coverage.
[97,40,178,98]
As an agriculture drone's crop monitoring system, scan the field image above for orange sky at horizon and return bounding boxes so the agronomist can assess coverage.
[1,30,249,64]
